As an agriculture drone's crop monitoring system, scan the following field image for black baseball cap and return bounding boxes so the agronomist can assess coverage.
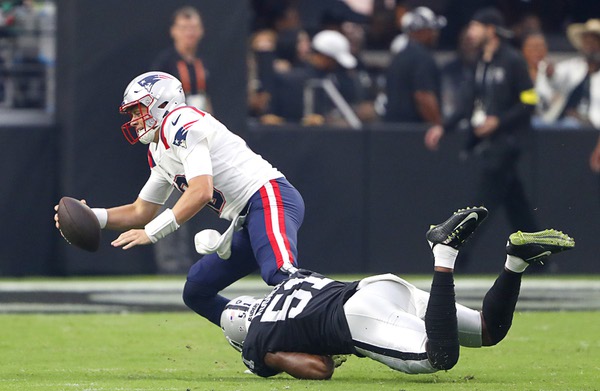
[471,7,514,39]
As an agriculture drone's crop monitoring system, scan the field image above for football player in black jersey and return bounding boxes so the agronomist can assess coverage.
[221,207,574,379]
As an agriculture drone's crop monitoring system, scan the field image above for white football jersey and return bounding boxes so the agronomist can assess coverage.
[139,105,284,220]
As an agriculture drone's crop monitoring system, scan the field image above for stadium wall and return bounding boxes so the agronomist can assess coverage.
[246,125,600,275]
[0,1,598,276]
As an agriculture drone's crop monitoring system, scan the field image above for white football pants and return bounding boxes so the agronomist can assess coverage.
[343,274,482,374]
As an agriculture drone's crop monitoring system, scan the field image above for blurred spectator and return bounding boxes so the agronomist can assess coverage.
[341,21,378,122]
[296,0,369,37]
[343,0,373,16]
[248,27,311,123]
[247,3,307,122]
[364,0,398,50]
[543,19,600,129]
[152,6,211,112]
[562,19,600,173]
[383,6,446,128]
[253,29,369,127]
[519,30,557,127]
[251,0,368,38]
[440,26,478,118]
[510,13,542,43]
[11,0,46,108]
[425,7,539,270]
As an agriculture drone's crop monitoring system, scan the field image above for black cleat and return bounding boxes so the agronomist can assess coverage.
[426,207,488,250]
[506,229,575,265]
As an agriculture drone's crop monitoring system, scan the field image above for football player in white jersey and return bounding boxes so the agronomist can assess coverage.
[55,71,305,326]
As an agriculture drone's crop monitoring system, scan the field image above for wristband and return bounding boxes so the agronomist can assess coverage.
[144,208,180,243]
[91,208,108,229]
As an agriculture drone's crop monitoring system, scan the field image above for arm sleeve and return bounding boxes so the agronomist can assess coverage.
[139,170,174,205]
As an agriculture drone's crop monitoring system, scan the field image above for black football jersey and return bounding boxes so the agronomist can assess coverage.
[242,271,359,377]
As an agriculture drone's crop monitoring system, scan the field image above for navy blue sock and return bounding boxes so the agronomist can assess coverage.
[482,269,522,345]
[425,271,459,370]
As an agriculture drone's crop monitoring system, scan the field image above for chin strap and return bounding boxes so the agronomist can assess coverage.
[138,124,158,145]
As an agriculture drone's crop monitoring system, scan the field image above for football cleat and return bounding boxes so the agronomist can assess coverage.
[331,354,348,368]
[506,229,575,265]
[426,207,488,250]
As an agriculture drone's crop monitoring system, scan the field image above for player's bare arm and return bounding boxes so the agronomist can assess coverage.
[104,197,161,230]
[112,176,213,250]
[171,174,213,225]
[54,198,158,231]
[109,198,161,250]
[264,352,334,380]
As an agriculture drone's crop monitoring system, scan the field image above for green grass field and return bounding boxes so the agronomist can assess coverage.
[0,311,598,391]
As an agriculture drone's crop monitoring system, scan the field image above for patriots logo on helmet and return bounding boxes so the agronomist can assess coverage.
[172,119,199,149]
[137,74,173,93]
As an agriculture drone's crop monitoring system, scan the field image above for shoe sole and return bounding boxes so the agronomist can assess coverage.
[508,229,575,250]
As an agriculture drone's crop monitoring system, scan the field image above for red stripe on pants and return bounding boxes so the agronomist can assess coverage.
[259,180,294,269]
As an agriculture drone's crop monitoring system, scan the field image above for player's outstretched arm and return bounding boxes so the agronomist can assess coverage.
[104,197,161,230]
[264,352,334,380]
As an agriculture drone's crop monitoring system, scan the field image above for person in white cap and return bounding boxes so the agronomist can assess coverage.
[383,6,446,125]
[259,29,368,126]
[311,29,358,70]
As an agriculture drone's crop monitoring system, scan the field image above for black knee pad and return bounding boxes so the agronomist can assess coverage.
[427,342,460,371]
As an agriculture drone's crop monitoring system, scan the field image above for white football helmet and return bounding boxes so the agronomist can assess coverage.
[119,71,186,144]
[220,295,261,352]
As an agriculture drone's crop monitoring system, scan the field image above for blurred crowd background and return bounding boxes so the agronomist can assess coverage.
[3,0,600,130]
[245,0,600,130]
[0,0,54,110]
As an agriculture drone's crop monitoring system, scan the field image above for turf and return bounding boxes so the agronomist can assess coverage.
[0,312,599,390]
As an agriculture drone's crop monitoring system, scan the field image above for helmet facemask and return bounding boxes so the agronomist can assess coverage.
[120,95,158,145]
[120,72,186,145]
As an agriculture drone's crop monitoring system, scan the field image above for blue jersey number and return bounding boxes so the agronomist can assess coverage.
[207,188,225,214]
[173,175,225,214]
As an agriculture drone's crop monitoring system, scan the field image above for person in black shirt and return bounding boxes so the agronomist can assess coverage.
[425,8,540,269]
[152,6,211,112]
[384,7,446,127]
[220,207,574,379]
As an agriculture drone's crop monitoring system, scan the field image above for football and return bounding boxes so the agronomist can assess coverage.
[57,197,101,252]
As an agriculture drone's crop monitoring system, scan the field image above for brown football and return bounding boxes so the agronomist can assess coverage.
[57,197,101,252]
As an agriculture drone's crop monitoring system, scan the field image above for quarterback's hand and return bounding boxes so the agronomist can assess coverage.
[111,229,152,250]
[54,199,87,230]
